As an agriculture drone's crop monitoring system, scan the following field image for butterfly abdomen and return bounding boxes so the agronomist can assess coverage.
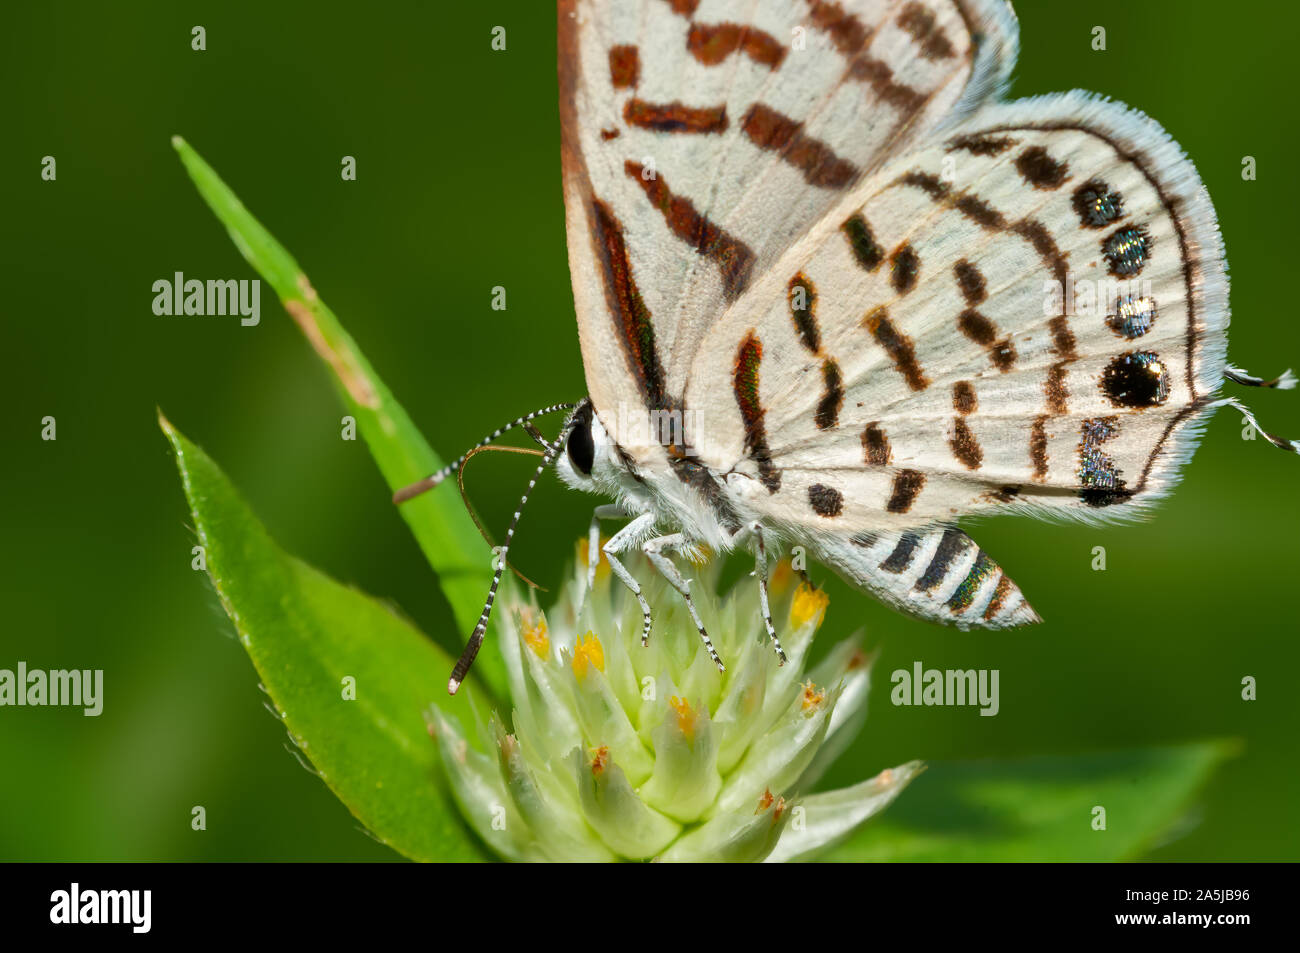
[818,527,1040,630]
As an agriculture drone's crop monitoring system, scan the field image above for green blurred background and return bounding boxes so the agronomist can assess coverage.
[2,0,1296,861]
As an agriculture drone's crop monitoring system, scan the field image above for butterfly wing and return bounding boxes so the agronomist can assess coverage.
[558,0,1020,462]
[684,92,1230,625]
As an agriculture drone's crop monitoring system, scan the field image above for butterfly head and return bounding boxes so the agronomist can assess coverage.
[556,398,619,493]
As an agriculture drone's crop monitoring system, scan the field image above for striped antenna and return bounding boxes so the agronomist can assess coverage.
[448,404,584,694]
[393,402,577,504]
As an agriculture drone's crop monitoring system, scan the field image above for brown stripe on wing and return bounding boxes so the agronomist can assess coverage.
[956,308,997,347]
[955,193,1005,228]
[734,331,781,492]
[815,359,844,430]
[862,422,892,466]
[1030,415,1049,481]
[625,161,755,301]
[590,199,667,408]
[954,260,986,305]
[898,169,948,200]
[609,45,639,88]
[660,0,700,15]
[741,103,859,189]
[946,134,1017,156]
[847,56,927,114]
[890,243,919,294]
[953,381,977,415]
[887,469,926,513]
[950,417,983,470]
[864,305,929,391]
[623,99,728,134]
[842,213,884,271]
[897,2,957,60]
[688,23,786,69]
[788,273,820,353]
[806,0,871,53]
[1045,362,1070,415]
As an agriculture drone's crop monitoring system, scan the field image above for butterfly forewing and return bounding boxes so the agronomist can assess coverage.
[559,0,1020,459]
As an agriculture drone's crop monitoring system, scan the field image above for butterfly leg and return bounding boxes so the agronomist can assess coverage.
[585,503,628,600]
[747,524,788,666]
[642,534,725,673]
[601,512,656,646]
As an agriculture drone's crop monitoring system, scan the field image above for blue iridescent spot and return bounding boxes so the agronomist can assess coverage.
[1106,295,1157,339]
[1102,226,1152,277]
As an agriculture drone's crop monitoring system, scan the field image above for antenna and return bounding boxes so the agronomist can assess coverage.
[393,402,576,504]
[447,405,583,694]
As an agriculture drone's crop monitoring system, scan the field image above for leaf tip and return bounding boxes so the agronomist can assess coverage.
[157,407,176,437]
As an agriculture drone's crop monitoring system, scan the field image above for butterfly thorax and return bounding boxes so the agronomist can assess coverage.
[557,398,753,554]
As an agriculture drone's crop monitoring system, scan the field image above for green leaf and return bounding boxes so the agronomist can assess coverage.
[161,413,490,862]
[170,135,507,700]
[824,742,1235,862]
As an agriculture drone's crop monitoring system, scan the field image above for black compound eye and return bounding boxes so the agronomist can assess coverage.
[566,405,595,476]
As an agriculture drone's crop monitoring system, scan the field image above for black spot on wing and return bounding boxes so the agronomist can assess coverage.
[1014,146,1069,189]
[1101,352,1170,408]
[1072,178,1123,228]
[808,483,843,517]
[1102,225,1153,277]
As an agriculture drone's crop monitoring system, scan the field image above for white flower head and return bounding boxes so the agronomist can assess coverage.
[430,543,920,862]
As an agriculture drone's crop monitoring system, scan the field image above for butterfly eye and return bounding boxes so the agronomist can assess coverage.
[566,406,595,476]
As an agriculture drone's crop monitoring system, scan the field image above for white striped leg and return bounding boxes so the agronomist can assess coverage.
[642,534,724,673]
[586,504,628,601]
[602,513,656,646]
[749,524,787,666]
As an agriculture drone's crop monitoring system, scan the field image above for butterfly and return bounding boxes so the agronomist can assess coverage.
[399,0,1298,694]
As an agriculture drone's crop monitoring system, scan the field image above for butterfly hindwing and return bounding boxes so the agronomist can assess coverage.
[687,91,1229,541]
[559,0,1020,461]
